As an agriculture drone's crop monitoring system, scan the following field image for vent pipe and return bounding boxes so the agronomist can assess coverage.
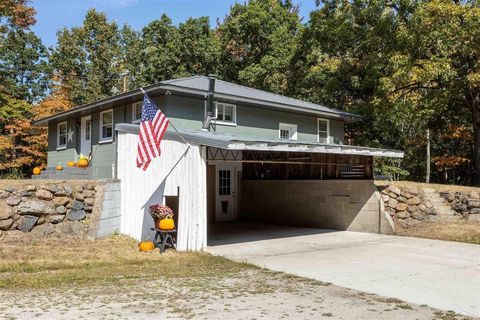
[202,75,216,131]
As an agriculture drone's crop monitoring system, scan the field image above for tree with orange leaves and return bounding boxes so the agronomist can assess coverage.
[0,84,71,177]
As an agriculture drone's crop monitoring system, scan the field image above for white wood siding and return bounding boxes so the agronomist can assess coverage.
[117,132,207,251]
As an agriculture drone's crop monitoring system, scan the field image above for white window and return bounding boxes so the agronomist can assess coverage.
[100,109,113,142]
[85,118,91,141]
[57,121,67,149]
[214,102,236,125]
[132,101,143,123]
[318,118,330,144]
[279,123,297,140]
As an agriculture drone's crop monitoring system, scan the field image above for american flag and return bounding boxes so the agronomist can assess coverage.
[136,94,169,170]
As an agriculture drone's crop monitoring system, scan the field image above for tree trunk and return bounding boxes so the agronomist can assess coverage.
[426,129,430,183]
[473,107,480,186]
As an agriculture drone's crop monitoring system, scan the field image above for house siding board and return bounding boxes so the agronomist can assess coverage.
[161,95,345,144]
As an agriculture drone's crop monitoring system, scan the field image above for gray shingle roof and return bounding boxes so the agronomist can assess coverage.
[161,75,358,119]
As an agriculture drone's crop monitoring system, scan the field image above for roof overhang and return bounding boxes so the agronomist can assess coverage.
[34,81,362,126]
[116,124,403,158]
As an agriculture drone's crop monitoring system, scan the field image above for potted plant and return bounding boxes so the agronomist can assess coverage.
[149,204,174,230]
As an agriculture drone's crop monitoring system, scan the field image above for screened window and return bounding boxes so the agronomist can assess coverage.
[57,121,67,149]
[218,170,231,196]
[100,109,113,142]
[318,118,330,144]
[215,102,236,124]
[132,101,143,123]
[279,123,297,140]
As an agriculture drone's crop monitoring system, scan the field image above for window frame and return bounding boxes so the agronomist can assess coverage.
[57,121,68,150]
[132,101,143,124]
[278,122,298,140]
[99,109,114,143]
[317,118,330,144]
[214,102,237,126]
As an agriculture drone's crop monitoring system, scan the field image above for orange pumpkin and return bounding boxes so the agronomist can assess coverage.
[56,165,63,171]
[67,161,75,167]
[138,241,155,252]
[32,167,41,175]
[159,214,175,231]
[77,158,89,168]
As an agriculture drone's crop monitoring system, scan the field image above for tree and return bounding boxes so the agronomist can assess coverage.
[217,0,302,94]
[50,9,122,106]
[0,0,35,31]
[0,82,71,177]
[381,0,480,184]
[177,17,220,77]
[0,29,50,102]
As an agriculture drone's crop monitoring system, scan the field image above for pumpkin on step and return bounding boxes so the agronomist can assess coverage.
[159,214,175,230]
[32,167,41,175]
[56,165,63,171]
[67,161,75,167]
[138,241,155,252]
[77,158,89,168]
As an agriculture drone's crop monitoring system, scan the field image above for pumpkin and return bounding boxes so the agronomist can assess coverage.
[32,167,41,175]
[77,158,89,168]
[56,165,63,171]
[67,161,75,167]
[159,214,175,230]
[138,241,155,252]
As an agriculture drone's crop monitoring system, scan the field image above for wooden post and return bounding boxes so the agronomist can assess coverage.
[426,129,430,183]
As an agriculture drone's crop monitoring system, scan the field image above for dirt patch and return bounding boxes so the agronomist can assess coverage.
[0,236,476,319]
[395,222,480,244]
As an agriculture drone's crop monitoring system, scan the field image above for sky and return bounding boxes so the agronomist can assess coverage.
[31,0,318,47]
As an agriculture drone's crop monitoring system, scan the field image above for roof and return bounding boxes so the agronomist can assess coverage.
[34,75,361,126]
[116,124,404,158]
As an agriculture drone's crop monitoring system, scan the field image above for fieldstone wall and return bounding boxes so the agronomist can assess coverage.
[379,184,480,228]
[0,181,103,240]
[439,191,480,223]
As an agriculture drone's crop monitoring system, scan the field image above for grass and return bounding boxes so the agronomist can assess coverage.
[395,222,480,245]
[0,234,254,289]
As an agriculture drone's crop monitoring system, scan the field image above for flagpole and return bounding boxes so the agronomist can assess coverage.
[140,88,191,148]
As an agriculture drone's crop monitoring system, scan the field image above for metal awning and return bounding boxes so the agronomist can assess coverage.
[116,123,404,158]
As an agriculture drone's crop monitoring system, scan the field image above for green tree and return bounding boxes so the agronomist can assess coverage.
[50,9,121,105]
[217,0,302,94]
[0,29,50,102]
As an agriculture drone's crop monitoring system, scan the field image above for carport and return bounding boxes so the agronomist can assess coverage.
[195,130,403,245]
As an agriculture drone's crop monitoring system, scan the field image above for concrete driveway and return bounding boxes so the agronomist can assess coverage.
[208,223,480,317]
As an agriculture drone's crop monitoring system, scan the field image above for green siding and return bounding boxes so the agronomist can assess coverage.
[46,94,345,179]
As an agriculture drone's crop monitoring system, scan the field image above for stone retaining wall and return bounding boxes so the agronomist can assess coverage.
[0,181,104,239]
[379,184,480,228]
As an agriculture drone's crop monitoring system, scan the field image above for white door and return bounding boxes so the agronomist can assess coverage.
[80,115,92,157]
[215,164,236,222]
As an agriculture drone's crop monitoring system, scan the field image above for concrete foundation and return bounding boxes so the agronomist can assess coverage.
[240,179,394,234]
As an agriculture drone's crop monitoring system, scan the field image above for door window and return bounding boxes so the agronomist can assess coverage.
[85,119,91,141]
[218,170,231,196]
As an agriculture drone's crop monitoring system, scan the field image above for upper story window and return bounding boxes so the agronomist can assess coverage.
[57,121,67,150]
[318,118,330,144]
[132,101,143,123]
[215,102,236,125]
[100,109,113,142]
[279,123,297,140]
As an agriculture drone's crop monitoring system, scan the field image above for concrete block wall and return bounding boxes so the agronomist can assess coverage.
[95,182,121,238]
[240,179,394,234]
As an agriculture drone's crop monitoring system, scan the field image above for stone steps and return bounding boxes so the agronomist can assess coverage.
[421,188,457,216]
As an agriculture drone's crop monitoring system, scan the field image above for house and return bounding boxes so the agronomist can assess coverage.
[34,75,403,250]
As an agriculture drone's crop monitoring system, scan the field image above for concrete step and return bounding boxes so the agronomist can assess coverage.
[32,167,92,180]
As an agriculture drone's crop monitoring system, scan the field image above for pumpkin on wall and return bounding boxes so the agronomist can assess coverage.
[32,167,41,175]
[56,164,63,171]
[77,158,89,168]
[67,161,75,167]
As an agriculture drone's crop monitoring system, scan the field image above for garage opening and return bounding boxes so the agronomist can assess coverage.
[206,147,385,246]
